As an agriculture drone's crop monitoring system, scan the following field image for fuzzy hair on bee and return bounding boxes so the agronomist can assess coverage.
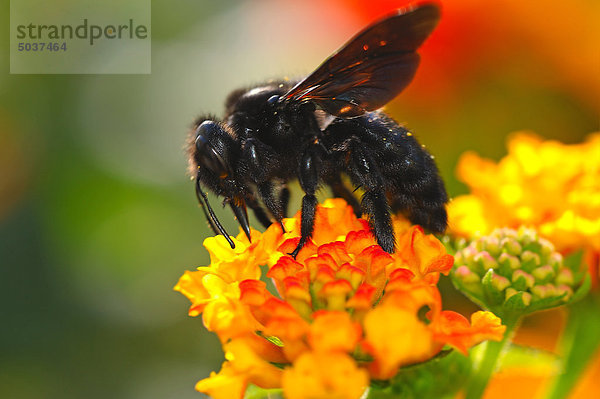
[187,2,448,257]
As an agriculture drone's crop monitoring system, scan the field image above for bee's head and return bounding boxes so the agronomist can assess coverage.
[188,117,248,249]
[189,118,239,185]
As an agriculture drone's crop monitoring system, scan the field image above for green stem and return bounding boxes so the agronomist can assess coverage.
[545,294,600,399]
[464,315,520,399]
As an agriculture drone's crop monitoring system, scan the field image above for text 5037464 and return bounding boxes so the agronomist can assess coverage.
[17,42,67,52]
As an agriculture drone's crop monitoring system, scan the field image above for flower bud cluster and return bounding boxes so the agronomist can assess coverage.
[452,227,583,316]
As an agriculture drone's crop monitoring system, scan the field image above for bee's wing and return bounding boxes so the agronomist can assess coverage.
[282,3,440,118]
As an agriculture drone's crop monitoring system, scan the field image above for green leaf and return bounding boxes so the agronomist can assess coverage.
[569,274,591,304]
[526,294,566,314]
[503,291,531,312]
[482,269,506,306]
[367,350,472,399]
[244,384,284,399]
[256,331,284,347]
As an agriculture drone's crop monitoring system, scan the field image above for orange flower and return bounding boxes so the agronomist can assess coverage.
[395,224,455,284]
[282,351,369,399]
[363,303,435,379]
[176,199,504,398]
[431,311,506,355]
[308,311,362,353]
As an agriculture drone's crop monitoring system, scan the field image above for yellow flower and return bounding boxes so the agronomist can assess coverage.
[194,362,246,399]
[177,199,504,398]
[204,233,263,281]
[196,335,284,397]
[449,132,600,284]
[174,269,259,341]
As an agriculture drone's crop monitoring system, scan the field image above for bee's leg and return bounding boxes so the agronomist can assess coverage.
[244,137,286,230]
[290,145,324,258]
[347,146,395,253]
[245,195,274,229]
[361,190,395,253]
[328,175,361,217]
[279,186,290,218]
[257,181,285,231]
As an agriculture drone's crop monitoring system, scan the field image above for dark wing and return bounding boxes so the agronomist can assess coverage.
[282,3,440,118]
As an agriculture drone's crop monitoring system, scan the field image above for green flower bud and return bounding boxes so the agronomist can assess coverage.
[496,227,518,239]
[520,250,541,273]
[538,238,554,259]
[531,283,559,300]
[512,270,535,291]
[454,265,480,284]
[482,269,509,305]
[481,236,501,257]
[474,251,499,272]
[459,246,479,272]
[532,265,555,283]
[451,227,588,319]
[556,284,573,301]
[555,268,574,286]
[518,226,538,247]
[500,237,522,256]
[549,252,563,273]
[491,272,510,291]
[498,252,520,277]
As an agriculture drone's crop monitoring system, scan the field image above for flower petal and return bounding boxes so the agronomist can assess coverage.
[282,351,368,399]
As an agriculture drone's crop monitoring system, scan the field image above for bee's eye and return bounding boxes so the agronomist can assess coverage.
[195,121,230,177]
[267,95,280,105]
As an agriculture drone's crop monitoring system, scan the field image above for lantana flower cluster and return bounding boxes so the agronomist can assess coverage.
[448,132,600,283]
[175,199,505,399]
[444,132,598,399]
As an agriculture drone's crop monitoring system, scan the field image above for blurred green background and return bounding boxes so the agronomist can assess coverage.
[0,0,597,398]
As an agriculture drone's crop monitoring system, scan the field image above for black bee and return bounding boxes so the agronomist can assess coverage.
[188,2,447,257]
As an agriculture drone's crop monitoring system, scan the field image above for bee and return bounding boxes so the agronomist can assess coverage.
[188,2,447,257]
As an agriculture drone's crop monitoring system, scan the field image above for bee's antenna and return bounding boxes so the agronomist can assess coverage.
[195,175,236,249]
